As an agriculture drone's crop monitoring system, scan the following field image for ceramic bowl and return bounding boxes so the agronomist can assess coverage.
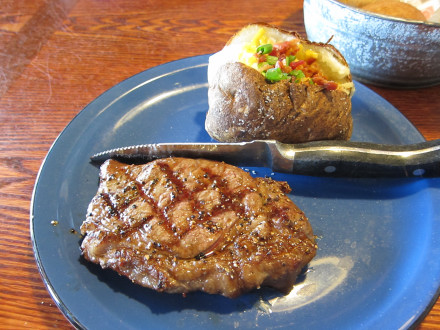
[303,0,440,88]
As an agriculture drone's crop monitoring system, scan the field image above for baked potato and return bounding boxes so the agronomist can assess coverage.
[205,23,355,143]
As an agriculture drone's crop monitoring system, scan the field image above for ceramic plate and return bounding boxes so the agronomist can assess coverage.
[31,55,440,329]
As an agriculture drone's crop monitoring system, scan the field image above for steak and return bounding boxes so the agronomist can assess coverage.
[80,157,317,298]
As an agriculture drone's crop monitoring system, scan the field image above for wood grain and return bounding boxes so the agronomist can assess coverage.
[0,0,439,328]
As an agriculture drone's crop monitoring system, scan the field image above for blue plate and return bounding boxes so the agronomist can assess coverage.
[31,55,440,329]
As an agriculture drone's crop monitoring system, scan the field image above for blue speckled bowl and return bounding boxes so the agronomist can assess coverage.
[303,0,440,88]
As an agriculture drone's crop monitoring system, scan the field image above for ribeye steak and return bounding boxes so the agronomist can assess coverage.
[80,157,316,298]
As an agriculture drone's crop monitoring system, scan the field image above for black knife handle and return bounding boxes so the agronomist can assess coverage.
[272,139,440,177]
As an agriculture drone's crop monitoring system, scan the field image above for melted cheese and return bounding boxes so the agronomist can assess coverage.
[238,28,276,69]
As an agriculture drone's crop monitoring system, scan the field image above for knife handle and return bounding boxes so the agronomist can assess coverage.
[272,139,440,177]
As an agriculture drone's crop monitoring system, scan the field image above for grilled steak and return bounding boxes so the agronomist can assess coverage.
[80,158,316,298]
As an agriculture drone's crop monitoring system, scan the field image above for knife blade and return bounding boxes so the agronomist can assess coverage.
[90,139,440,177]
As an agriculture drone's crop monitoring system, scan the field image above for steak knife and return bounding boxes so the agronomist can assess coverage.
[90,139,440,177]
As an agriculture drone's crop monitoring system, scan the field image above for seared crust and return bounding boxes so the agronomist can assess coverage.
[206,62,352,143]
[81,158,316,298]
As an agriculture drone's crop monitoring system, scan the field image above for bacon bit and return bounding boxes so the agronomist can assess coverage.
[270,41,290,57]
[312,76,338,90]
[312,76,326,85]
[256,54,267,63]
[306,57,316,65]
[290,60,305,70]
[324,81,338,90]
[270,40,300,57]
[275,60,291,73]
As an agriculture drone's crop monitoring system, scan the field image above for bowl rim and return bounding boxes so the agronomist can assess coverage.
[323,0,440,27]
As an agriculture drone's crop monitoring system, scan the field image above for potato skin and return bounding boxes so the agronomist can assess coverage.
[206,62,353,143]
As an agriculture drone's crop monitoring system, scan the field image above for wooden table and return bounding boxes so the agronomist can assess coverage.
[1,0,439,328]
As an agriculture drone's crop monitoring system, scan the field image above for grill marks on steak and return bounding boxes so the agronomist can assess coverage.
[80,158,316,298]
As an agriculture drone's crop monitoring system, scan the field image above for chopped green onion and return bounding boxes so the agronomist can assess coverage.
[266,55,278,65]
[286,55,296,66]
[265,68,289,82]
[289,69,305,82]
[256,44,273,55]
